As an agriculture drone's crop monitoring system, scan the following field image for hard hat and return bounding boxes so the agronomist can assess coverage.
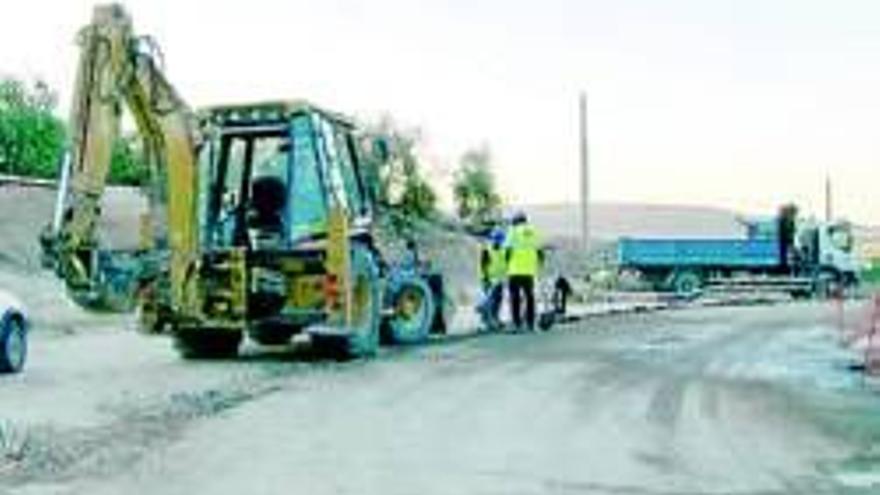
[489,227,505,244]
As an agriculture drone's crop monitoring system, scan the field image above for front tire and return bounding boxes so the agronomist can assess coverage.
[385,274,436,345]
[0,316,27,374]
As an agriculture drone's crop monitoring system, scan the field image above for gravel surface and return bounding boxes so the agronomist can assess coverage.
[1,303,879,494]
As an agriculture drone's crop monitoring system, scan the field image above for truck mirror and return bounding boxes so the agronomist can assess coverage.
[372,137,391,163]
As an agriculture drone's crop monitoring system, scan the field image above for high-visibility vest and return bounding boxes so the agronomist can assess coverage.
[507,224,541,276]
[481,245,507,283]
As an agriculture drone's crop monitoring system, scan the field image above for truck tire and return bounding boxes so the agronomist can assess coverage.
[385,274,436,345]
[813,269,842,299]
[671,270,702,298]
[312,243,381,359]
[173,328,242,360]
[0,315,26,374]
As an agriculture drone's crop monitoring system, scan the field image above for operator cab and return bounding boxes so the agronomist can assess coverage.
[198,101,371,252]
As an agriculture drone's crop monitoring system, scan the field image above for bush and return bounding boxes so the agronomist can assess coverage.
[453,145,501,229]
[109,135,149,186]
[361,116,438,231]
[861,259,880,286]
[0,77,65,179]
[0,76,147,186]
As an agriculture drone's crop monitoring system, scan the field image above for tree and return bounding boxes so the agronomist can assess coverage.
[0,76,147,185]
[399,174,437,220]
[0,76,65,178]
[453,145,501,228]
[360,116,437,221]
[109,134,149,186]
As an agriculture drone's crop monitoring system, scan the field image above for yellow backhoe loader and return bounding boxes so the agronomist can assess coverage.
[40,4,445,358]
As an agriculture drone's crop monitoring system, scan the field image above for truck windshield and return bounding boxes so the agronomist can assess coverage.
[829,225,853,253]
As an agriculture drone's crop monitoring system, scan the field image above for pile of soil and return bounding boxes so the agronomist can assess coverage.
[0,183,146,271]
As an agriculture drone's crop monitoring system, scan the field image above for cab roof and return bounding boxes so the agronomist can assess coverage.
[199,100,355,128]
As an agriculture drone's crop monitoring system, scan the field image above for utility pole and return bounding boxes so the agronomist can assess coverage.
[825,175,832,222]
[579,92,589,251]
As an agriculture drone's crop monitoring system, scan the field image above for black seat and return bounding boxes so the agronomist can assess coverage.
[249,176,287,234]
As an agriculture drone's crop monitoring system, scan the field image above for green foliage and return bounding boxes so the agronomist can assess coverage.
[399,174,437,220]
[0,77,65,178]
[0,76,146,185]
[361,115,437,223]
[109,134,149,186]
[453,145,501,228]
[861,258,880,286]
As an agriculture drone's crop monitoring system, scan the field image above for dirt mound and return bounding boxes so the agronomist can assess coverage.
[0,183,146,334]
[0,183,146,271]
[374,217,482,308]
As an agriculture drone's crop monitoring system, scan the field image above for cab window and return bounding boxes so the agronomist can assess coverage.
[315,116,348,213]
[829,225,853,253]
[289,115,328,241]
[334,128,366,216]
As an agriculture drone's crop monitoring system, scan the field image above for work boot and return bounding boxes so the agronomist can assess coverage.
[488,317,502,333]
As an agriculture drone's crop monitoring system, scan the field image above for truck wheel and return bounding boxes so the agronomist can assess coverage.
[790,288,811,300]
[313,243,381,359]
[173,328,242,360]
[672,271,702,298]
[386,274,436,345]
[0,315,26,374]
[840,272,859,298]
[813,269,842,299]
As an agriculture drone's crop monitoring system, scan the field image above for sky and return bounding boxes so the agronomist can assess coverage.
[1,0,879,224]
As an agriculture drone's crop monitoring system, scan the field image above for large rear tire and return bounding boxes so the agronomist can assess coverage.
[173,328,242,360]
[0,316,26,374]
[249,323,297,346]
[312,243,381,359]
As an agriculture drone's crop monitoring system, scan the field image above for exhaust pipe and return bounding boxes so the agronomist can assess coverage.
[51,151,72,234]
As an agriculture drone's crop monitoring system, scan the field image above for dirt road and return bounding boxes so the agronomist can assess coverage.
[2,301,880,494]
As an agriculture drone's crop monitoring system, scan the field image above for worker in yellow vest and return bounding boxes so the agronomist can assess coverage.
[477,227,507,330]
[506,212,543,331]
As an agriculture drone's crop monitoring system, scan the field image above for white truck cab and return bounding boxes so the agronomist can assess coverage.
[796,219,860,285]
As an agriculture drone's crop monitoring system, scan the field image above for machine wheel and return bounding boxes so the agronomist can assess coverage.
[385,274,436,345]
[0,315,26,374]
[249,323,296,346]
[173,328,242,360]
[671,270,703,298]
[312,243,381,359]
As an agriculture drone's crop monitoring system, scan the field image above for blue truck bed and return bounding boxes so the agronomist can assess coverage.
[618,238,781,268]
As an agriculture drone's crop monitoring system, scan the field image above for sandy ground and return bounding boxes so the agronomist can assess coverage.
[1,302,879,494]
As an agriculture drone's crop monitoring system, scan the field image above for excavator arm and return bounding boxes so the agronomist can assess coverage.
[41,4,200,314]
